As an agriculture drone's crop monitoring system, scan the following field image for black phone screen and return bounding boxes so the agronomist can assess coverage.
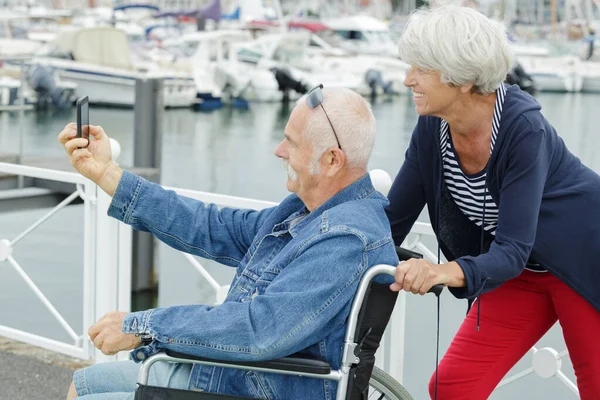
[77,96,89,143]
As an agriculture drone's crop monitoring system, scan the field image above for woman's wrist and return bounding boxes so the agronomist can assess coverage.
[436,261,466,287]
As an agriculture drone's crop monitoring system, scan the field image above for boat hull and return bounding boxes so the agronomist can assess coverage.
[33,59,196,108]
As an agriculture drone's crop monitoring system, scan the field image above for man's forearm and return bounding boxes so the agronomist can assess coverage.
[98,162,123,196]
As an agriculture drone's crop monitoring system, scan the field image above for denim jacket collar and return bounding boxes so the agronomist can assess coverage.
[288,173,375,237]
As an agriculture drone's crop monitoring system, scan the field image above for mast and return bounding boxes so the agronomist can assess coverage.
[551,0,557,39]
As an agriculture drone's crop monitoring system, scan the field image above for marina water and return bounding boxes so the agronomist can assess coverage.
[1,91,599,399]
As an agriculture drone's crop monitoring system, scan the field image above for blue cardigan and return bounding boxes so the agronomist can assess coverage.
[386,85,600,312]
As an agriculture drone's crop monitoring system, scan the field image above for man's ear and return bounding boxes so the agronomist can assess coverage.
[325,148,345,177]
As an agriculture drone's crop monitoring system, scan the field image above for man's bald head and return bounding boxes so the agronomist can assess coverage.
[295,87,376,174]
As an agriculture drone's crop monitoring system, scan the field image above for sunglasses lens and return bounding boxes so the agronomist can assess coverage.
[307,86,323,109]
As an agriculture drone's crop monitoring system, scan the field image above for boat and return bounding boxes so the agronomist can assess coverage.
[321,15,398,58]
[161,30,266,103]
[518,54,584,92]
[233,31,365,99]
[0,11,47,57]
[579,59,600,92]
[31,26,197,108]
[0,75,22,109]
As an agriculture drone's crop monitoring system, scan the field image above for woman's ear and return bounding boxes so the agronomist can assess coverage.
[461,83,474,94]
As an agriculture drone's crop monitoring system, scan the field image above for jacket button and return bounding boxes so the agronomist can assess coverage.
[169,338,174,343]
[137,352,146,360]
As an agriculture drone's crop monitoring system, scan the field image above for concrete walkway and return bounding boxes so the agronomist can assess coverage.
[0,337,91,400]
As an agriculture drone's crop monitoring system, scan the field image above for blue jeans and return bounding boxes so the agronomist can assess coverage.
[73,360,192,399]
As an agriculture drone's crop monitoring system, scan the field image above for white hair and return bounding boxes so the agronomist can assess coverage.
[298,87,376,174]
[398,5,514,95]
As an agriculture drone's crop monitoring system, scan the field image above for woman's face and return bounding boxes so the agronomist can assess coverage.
[404,66,462,117]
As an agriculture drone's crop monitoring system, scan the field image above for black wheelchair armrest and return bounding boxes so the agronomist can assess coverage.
[165,350,332,375]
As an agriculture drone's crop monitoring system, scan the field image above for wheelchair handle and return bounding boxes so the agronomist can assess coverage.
[395,246,444,296]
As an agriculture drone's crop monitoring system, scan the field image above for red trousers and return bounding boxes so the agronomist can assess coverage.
[429,270,600,399]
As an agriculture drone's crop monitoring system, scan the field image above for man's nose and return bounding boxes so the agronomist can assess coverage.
[274,141,286,158]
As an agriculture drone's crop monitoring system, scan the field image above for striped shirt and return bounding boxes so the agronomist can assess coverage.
[440,84,545,272]
[440,84,506,235]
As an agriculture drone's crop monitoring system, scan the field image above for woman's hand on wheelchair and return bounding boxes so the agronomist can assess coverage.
[390,258,450,295]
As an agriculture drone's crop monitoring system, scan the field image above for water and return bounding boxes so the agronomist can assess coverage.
[1,91,599,399]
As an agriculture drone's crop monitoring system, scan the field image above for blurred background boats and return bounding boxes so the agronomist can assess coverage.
[1,0,596,112]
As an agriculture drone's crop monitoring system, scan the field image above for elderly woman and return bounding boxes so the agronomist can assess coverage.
[385,5,600,400]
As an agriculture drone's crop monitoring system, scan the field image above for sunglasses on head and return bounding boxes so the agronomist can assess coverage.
[305,84,342,150]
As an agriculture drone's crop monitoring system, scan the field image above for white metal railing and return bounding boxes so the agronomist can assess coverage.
[0,161,579,395]
[156,175,579,397]
[0,162,93,359]
[168,186,277,304]
[376,220,439,384]
[496,347,577,394]
[0,161,132,363]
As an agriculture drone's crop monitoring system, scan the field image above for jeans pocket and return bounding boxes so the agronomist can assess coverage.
[245,371,271,400]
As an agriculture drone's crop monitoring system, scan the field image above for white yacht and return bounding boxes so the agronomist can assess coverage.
[32,26,197,108]
[320,15,398,58]
[161,30,269,102]
[518,54,584,92]
[0,11,47,57]
[234,31,365,98]
[305,29,410,96]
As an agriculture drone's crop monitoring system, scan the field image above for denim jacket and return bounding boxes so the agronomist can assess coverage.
[108,171,398,400]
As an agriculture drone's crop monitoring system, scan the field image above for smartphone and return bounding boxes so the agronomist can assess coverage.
[76,96,89,147]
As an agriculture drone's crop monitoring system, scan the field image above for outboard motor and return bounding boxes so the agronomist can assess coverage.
[365,69,395,97]
[506,62,536,95]
[27,65,72,109]
[269,67,309,102]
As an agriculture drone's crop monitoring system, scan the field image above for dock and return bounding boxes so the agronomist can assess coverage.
[0,336,90,400]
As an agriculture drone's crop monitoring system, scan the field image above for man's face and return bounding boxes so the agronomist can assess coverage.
[274,105,321,198]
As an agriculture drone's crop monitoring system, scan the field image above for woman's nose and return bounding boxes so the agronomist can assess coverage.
[404,69,415,87]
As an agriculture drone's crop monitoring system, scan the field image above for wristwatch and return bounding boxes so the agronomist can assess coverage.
[136,333,153,346]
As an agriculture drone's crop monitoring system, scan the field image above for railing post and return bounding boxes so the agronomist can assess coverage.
[82,180,98,359]
[17,59,25,188]
[93,188,133,363]
[376,292,407,384]
[132,78,163,299]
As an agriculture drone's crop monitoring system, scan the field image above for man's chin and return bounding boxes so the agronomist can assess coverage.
[285,178,296,193]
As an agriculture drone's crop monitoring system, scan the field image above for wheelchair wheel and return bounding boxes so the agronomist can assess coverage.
[368,366,414,400]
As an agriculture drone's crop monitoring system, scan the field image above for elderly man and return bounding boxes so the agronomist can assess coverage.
[59,86,398,400]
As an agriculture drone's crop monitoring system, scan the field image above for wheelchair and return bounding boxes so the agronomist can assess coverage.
[135,248,442,400]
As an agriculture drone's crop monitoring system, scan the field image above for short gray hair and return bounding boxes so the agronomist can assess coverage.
[299,87,376,174]
[398,5,514,95]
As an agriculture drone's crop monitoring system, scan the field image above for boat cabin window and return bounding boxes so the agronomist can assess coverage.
[236,48,262,64]
[364,30,394,45]
[336,29,367,41]
[314,30,342,47]
[128,33,146,45]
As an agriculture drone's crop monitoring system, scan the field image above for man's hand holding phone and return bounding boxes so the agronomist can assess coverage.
[58,123,123,197]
